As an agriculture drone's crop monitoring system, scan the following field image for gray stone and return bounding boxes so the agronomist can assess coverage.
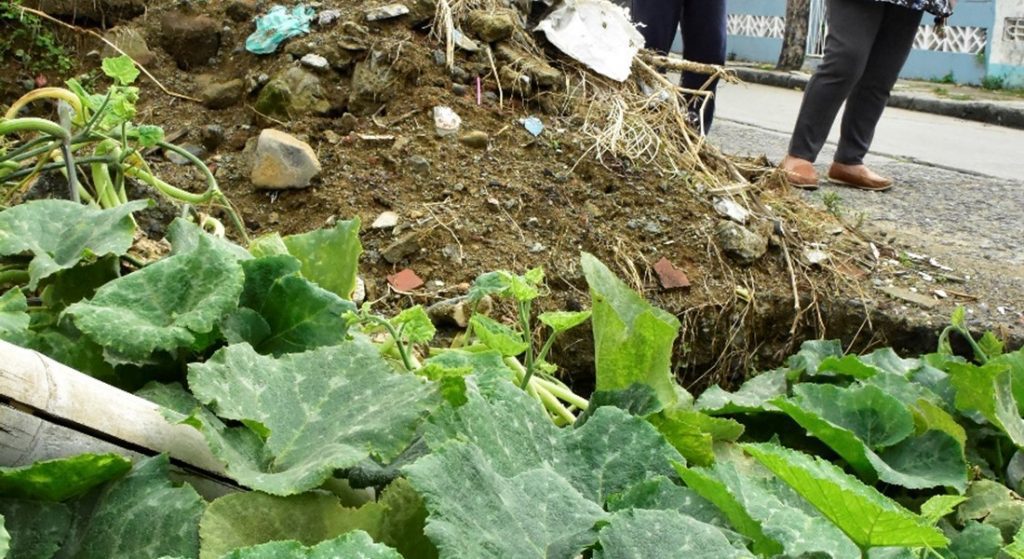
[458,130,489,149]
[102,27,155,65]
[407,155,430,175]
[466,10,516,42]
[164,144,206,165]
[366,3,410,21]
[372,211,400,229]
[300,53,330,71]
[225,0,257,22]
[339,113,359,134]
[250,129,322,189]
[200,79,245,110]
[200,125,226,152]
[349,51,396,116]
[255,67,331,120]
[382,231,420,263]
[159,13,221,69]
[714,220,768,265]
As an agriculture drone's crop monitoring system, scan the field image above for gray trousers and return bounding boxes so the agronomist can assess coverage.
[789,0,924,164]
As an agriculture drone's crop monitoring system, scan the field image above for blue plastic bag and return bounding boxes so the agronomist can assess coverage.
[245,5,316,55]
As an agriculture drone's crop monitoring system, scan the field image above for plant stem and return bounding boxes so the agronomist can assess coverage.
[364,316,415,371]
[532,377,588,410]
[0,269,29,286]
[518,300,535,390]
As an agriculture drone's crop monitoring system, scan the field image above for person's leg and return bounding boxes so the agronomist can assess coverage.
[786,0,886,163]
[834,5,923,164]
[631,0,683,54]
[680,0,727,133]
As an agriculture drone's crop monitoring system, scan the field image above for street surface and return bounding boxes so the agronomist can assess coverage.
[710,82,1024,335]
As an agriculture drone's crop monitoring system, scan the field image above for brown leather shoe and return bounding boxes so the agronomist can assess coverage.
[780,155,819,189]
[828,163,893,191]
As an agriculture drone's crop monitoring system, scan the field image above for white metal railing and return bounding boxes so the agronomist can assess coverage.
[807,0,829,57]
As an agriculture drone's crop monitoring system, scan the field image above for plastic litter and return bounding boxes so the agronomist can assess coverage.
[535,0,643,81]
[433,106,462,137]
[245,5,316,55]
[521,116,544,137]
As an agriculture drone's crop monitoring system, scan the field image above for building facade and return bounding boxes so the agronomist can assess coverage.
[724,0,1024,87]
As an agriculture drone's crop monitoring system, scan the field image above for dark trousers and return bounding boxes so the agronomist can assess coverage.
[631,0,728,132]
[789,0,923,164]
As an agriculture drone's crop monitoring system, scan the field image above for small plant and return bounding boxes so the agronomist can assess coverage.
[934,71,956,84]
[982,74,1006,91]
[0,0,74,78]
[821,190,843,217]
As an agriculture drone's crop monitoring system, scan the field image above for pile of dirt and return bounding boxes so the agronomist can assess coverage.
[2,0,909,389]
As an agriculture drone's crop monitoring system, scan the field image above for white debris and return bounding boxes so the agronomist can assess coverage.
[803,248,830,266]
[372,211,400,229]
[712,197,749,224]
[535,0,643,81]
[318,9,342,25]
[452,29,480,52]
[300,53,329,70]
[352,277,366,305]
[366,3,410,21]
[433,106,462,137]
[933,289,948,299]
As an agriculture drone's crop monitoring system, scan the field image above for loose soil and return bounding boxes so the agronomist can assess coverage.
[2,0,1000,392]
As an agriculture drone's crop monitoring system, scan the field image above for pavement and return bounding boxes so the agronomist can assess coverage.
[710,81,1024,340]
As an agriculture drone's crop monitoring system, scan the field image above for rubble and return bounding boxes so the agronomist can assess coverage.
[250,129,321,189]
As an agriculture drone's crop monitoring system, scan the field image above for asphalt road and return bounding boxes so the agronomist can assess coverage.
[710,82,1024,337]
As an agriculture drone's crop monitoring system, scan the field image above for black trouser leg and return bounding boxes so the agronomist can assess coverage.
[788,0,888,162]
[631,0,683,54]
[680,0,727,133]
[835,5,923,164]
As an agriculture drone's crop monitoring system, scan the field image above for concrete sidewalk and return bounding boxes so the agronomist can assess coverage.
[729,63,1024,130]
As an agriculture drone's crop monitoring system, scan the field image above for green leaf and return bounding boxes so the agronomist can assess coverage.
[951,307,967,329]
[507,268,544,302]
[39,255,120,312]
[0,454,131,502]
[817,355,882,379]
[0,289,29,336]
[743,443,948,549]
[58,454,204,559]
[423,380,683,504]
[391,306,436,344]
[198,491,384,559]
[0,515,8,559]
[647,409,743,467]
[247,233,290,259]
[185,341,440,495]
[788,383,915,450]
[0,498,72,559]
[133,125,165,148]
[101,55,140,85]
[1004,524,1024,559]
[958,480,1024,542]
[605,476,728,528]
[872,430,967,493]
[0,200,147,289]
[860,348,920,376]
[920,495,967,525]
[538,310,591,334]
[219,531,401,559]
[225,255,353,355]
[945,521,1002,559]
[167,218,252,262]
[469,314,528,357]
[282,220,362,300]
[404,442,607,559]
[787,339,844,377]
[66,231,244,363]
[695,369,787,414]
[376,479,437,559]
[948,362,1024,447]
[581,253,680,408]
[467,271,512,302]
[594,509,754,559]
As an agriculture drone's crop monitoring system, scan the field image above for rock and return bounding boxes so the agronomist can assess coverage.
[653,257,690,290]
[164,144,206,165]
[159,13,221,69]
[427,295,491,328]
[452,83,470,96]
[339,113,359,134]
[349,51,396,116]
[803,248,830,266]
[712,197,749,224]
[433,106,462,137]
[200,125,226,152]
[319,43,357,71]
[529,242,545,254]
[318,9,342,25]
[495,44,562,89]
[382,231,420,263]
[336,21,372,51]
[102,27,155,65]
[366,3,410,21]
[458,130,489,149]
[300,53,330,71]
[324,130,343,144]
[452,29,480,52]
[432,49,446,66]
[405,0,438,26]
[441,244,462,265]
[200,79,245,110]
[714,221,768,265]
[406,155,430,175]
[255,67,331,119]
[351,277,367,305]
[466,10,516,42]
[372,211,400,229]
[24,0,144,25]
[879,286,938,309]
[387,268,424,292]
[225,0,257,22]
[250,129,321,190]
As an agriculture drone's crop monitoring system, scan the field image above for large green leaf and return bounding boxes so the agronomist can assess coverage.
[605,476,728,528]
[404,442,608,559]
[0,498,72,559]
[942,522,1002,559]
[185,341,440,495]
[0,200,147,288]
[66,232,244,363]
[0,454,131,502]
[219,531,400,559]
[58,454,204,559]
[281,220,362,300]
[677,460,862,558]
[423,380,683,504]
[948,362,1024,447]
[695,369,787,415]
[581,253,680,408]
[594,509,754,559]
[199,491,383,559]
[0,289,29,336]
[647,408,744,467]
[957,480,1024,542]
[786,383,915,451]
[787,340,845,377]
[743,443,948,549]
[223,255,353,355]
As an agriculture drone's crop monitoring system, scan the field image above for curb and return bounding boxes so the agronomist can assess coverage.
[731,67,1024,130]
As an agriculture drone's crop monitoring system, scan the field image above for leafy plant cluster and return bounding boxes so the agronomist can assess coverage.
[0,1,74,81]
[1,200,1024,558]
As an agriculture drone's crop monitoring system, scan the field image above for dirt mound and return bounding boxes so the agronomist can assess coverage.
[1,0,891,389]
